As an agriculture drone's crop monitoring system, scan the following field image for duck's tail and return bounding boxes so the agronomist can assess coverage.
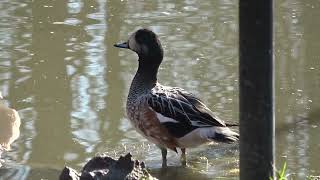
[225,122,239,127]
[199,127,239,143]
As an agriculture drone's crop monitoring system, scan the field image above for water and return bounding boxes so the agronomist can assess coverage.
[0,0,319,179]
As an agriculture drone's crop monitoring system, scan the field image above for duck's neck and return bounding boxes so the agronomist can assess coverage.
[128,55,162,101]
[134,57,161,87]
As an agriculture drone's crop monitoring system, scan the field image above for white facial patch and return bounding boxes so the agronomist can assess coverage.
[128,33,139,52]
[128,32,148,54]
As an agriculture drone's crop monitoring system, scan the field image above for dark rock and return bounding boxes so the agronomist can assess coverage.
[59,153,155,180]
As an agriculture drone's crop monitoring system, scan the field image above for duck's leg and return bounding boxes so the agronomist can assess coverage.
[160,147,167,167]
[181,148,187,166]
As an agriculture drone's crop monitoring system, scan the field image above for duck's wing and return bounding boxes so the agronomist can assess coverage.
[148,85,227,138]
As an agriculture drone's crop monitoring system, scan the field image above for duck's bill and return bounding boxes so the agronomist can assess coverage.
[114,42,129,49]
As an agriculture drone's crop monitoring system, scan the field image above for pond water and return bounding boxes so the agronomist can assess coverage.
[0,0,319,179]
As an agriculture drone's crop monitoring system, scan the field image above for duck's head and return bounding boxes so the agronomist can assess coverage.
[114,29,163,65]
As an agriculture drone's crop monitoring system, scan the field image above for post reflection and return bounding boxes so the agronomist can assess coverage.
[96,0,126,148]
[275,0,320,178]
[28,0,84,166]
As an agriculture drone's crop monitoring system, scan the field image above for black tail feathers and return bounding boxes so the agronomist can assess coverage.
[212,127,239,143]
[226,122,239,127]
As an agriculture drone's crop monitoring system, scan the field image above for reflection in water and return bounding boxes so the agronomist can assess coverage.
[0,0,34,167]
[68,0,106,155]
[28,0,81,167]
[96,0,126,147]
[0,0,318,179]
[276,0,320,179]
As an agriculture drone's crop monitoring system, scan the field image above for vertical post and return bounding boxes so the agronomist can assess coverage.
[239,0,274,179]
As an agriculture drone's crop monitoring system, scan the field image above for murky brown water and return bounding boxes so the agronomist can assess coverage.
[0,0,319,179]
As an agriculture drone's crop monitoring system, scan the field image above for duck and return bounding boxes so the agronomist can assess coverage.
[0,92,20,157]
[114,28,239,167]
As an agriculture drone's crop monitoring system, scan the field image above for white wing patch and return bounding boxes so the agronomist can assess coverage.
[150,85,217,127]
[176,127,214,148]
[198,127,216,139]
[155,111,179,124]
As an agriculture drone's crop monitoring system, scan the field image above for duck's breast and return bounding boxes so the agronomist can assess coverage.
[126,98,177,151]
